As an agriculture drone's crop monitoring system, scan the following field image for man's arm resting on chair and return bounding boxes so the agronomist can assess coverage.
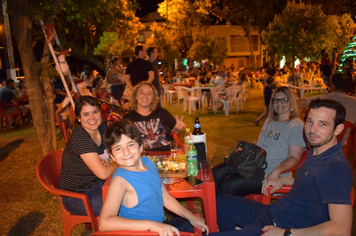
[261,203,352,236]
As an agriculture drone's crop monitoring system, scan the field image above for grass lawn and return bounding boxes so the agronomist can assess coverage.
[0,88,355,235]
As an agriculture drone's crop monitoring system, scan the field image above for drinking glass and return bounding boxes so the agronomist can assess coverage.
[199,160,211,181]
[170,140,178,158]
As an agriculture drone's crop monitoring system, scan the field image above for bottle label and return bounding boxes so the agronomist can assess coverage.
[187,153,197,161]
[194,123,201,129]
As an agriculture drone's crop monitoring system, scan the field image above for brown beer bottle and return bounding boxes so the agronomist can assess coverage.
[192,116,204,135]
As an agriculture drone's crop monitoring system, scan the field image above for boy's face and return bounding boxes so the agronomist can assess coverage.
[110,134,142,168]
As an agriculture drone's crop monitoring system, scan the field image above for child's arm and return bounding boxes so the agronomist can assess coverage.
[99,177,181,236]
[162,183,209,235]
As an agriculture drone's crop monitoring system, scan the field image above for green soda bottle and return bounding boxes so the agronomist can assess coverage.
[186,140,198,176]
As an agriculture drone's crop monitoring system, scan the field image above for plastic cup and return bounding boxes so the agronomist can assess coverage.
[199,160,211,181]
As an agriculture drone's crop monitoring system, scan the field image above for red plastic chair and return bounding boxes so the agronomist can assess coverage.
[0,101,25,130]
[261,186,355,206]
[36,150,99,236]
[337,121,356,168]
[245,149,309,203]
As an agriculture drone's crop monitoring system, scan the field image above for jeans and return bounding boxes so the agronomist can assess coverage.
[166,216,193,232]
[210,194,274,236]
[321,74,330,87]
[212,163,264,196]
[61,180,105,216]
[156,87,162,107]
[110,84,125,107]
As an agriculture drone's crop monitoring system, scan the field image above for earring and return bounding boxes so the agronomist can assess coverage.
[290,107,293,112]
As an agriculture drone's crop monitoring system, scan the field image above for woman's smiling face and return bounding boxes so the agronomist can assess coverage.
[78,103,102,132]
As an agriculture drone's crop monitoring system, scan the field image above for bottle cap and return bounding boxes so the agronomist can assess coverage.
[189,140,194,143]
[186,128,190,132]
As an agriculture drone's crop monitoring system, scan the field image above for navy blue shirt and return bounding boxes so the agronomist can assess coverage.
[271,142,352,228]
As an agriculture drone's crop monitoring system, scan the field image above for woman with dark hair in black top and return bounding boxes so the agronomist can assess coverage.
[58,96,117,216]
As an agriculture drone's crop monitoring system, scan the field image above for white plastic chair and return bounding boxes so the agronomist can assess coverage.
[175,86,186,110]
[161,84,175,103]
[182,87,200,115]
[219,85,241,116]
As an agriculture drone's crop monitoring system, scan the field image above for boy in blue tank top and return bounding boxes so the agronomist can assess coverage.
[99,119,209,235]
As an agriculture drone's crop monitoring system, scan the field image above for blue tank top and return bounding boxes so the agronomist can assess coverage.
[111,157,164,222]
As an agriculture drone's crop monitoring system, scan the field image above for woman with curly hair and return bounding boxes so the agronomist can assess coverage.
[123,82,185,151]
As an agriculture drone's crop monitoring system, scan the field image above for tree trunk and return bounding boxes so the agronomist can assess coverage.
[8,3,56,155]
[246,31,256,72]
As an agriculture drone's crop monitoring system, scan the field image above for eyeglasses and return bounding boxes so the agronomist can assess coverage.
[272,97,289,104]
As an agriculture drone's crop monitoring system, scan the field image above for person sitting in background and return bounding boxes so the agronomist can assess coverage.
[92,74,110,102]
[298,73,356,125]
[0,78,30,127]
[287,67,302,86]
[15,79,28,104]
[99,119,209,234]
[58,96,117,216]
[123,82,185,151]
[213,86,306,197]
[199,71,212,107]
[80,65,94,91]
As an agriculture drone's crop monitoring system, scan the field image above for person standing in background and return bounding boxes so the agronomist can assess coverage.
[125,45,154,91]
[147,47,161,107]
[107,56,125,106]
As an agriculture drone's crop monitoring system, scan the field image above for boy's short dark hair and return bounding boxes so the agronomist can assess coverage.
[104,119,143,155]
[306,99,346,130]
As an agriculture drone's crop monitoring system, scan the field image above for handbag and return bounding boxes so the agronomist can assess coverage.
[225,140,267,180]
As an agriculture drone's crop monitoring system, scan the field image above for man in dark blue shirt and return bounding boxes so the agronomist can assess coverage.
[212,99,353,236]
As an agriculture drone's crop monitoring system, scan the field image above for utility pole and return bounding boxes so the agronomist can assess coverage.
[2,0,16,81]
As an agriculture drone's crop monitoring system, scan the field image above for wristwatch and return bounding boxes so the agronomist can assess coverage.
[284,228,292,236]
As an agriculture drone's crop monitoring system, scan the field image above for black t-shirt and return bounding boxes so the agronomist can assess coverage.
[123,107,176,150]
[58,123,108,192]
[125,58,154,87]
[150,60,160,90]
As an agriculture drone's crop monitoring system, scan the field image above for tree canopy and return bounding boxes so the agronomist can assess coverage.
[56,0,143,74]
[262,1,354,62]
[188,32,227,65]
[6,0,143,155]
[146,22,180,73]
[157,0,210,57]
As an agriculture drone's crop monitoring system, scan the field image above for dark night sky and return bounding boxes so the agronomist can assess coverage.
[136,0,164,16]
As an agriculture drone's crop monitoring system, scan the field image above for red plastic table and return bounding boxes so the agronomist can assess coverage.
[102,157,217,233]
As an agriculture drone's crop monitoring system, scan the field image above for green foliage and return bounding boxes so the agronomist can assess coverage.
[323,14,355,54]
[56,0,144,70]
[93,32,125,58]
[158,0,210,57]
[146,22,180,74]
[262,1,329,62]
[188,32,228,65]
